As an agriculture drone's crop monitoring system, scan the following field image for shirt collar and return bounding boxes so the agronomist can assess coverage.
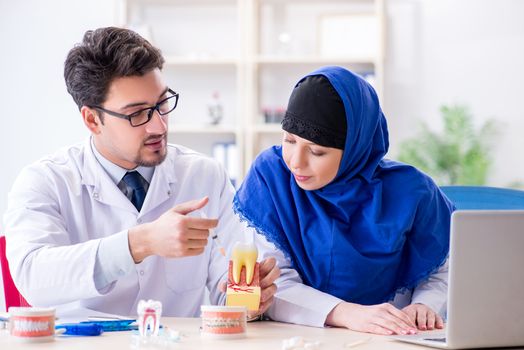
[90,137,155,185]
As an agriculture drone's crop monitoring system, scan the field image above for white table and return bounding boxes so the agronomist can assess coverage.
[0,317,437,349]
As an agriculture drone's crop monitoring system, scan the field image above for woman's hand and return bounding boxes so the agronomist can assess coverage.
[248,257,280,319]
[326,302,418,335]
[401,303,444,330]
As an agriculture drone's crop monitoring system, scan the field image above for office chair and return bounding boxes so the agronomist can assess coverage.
[0,235,30,310]
[440,185,524,210]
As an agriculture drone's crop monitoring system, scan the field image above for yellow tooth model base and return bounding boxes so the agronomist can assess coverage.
[226,261,261,311]
[226,287,261,311]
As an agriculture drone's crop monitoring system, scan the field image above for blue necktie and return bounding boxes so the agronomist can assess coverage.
[122,171,147,211]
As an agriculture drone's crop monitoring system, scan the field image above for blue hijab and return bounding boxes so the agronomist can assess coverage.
[234,66,453,305]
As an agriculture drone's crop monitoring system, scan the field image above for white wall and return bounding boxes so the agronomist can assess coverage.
[384,0,524,187]
[0,0,118,312]
[1,0,524,311]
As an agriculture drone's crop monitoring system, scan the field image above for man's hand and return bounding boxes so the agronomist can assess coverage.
[402,303,444,331]
[128,197,218,262]
[326,302,418,335]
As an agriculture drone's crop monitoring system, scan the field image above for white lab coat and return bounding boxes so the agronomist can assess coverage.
[3,139,447,326]
[4,140,341,325]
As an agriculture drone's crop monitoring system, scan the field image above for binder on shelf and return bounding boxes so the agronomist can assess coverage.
[212,142,238,188]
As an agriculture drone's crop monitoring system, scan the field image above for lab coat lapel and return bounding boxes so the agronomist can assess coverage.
[80,139,136,213]
[139,150,177,216]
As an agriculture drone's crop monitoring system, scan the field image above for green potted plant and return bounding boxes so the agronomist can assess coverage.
[397,105,498,185]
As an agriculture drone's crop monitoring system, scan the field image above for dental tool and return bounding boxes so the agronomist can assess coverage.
[201,212,225,257]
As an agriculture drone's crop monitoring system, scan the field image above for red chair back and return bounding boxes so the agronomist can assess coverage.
[0,235,30,310]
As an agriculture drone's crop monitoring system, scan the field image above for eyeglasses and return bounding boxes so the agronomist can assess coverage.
[92,88,179,127]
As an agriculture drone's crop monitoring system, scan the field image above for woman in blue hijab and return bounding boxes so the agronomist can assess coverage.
[234,66,454,335]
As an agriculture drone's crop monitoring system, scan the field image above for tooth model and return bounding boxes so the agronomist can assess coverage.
[137,299,162,337]
[226,241,261,311]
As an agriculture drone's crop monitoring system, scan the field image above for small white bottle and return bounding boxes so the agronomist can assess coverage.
[207,91,223,125]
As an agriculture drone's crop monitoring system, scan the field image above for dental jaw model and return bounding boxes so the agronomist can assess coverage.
[226,242,261,311]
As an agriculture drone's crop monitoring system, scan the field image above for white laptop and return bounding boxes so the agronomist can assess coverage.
[391,210,524,349]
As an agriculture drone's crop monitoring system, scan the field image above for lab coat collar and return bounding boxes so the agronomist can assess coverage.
[81,138,177,215]
[141,146,177,215]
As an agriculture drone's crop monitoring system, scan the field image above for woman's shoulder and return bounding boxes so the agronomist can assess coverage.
[377,160,453,222]
[378,159,441,196]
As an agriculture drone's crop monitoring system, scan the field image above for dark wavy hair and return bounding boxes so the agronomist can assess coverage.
[64,27,164,111]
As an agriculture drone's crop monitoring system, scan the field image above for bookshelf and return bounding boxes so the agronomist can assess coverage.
[118,0,385,184]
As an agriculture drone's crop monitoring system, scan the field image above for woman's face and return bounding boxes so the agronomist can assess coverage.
[282,131,343,190]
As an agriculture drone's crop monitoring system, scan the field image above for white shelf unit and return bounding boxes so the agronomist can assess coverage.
[120,0,244,186]
[245,0,385,173]
[119,0,385,183]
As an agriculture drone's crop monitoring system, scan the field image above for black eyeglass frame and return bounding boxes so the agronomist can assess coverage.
[92,88,179,127]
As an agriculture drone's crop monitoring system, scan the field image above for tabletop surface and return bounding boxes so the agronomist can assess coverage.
[0,317,441,349]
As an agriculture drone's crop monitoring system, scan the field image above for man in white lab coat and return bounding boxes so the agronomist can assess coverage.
[3,27,342,326]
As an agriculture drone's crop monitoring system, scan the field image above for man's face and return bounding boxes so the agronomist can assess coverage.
[92,69,169,169]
